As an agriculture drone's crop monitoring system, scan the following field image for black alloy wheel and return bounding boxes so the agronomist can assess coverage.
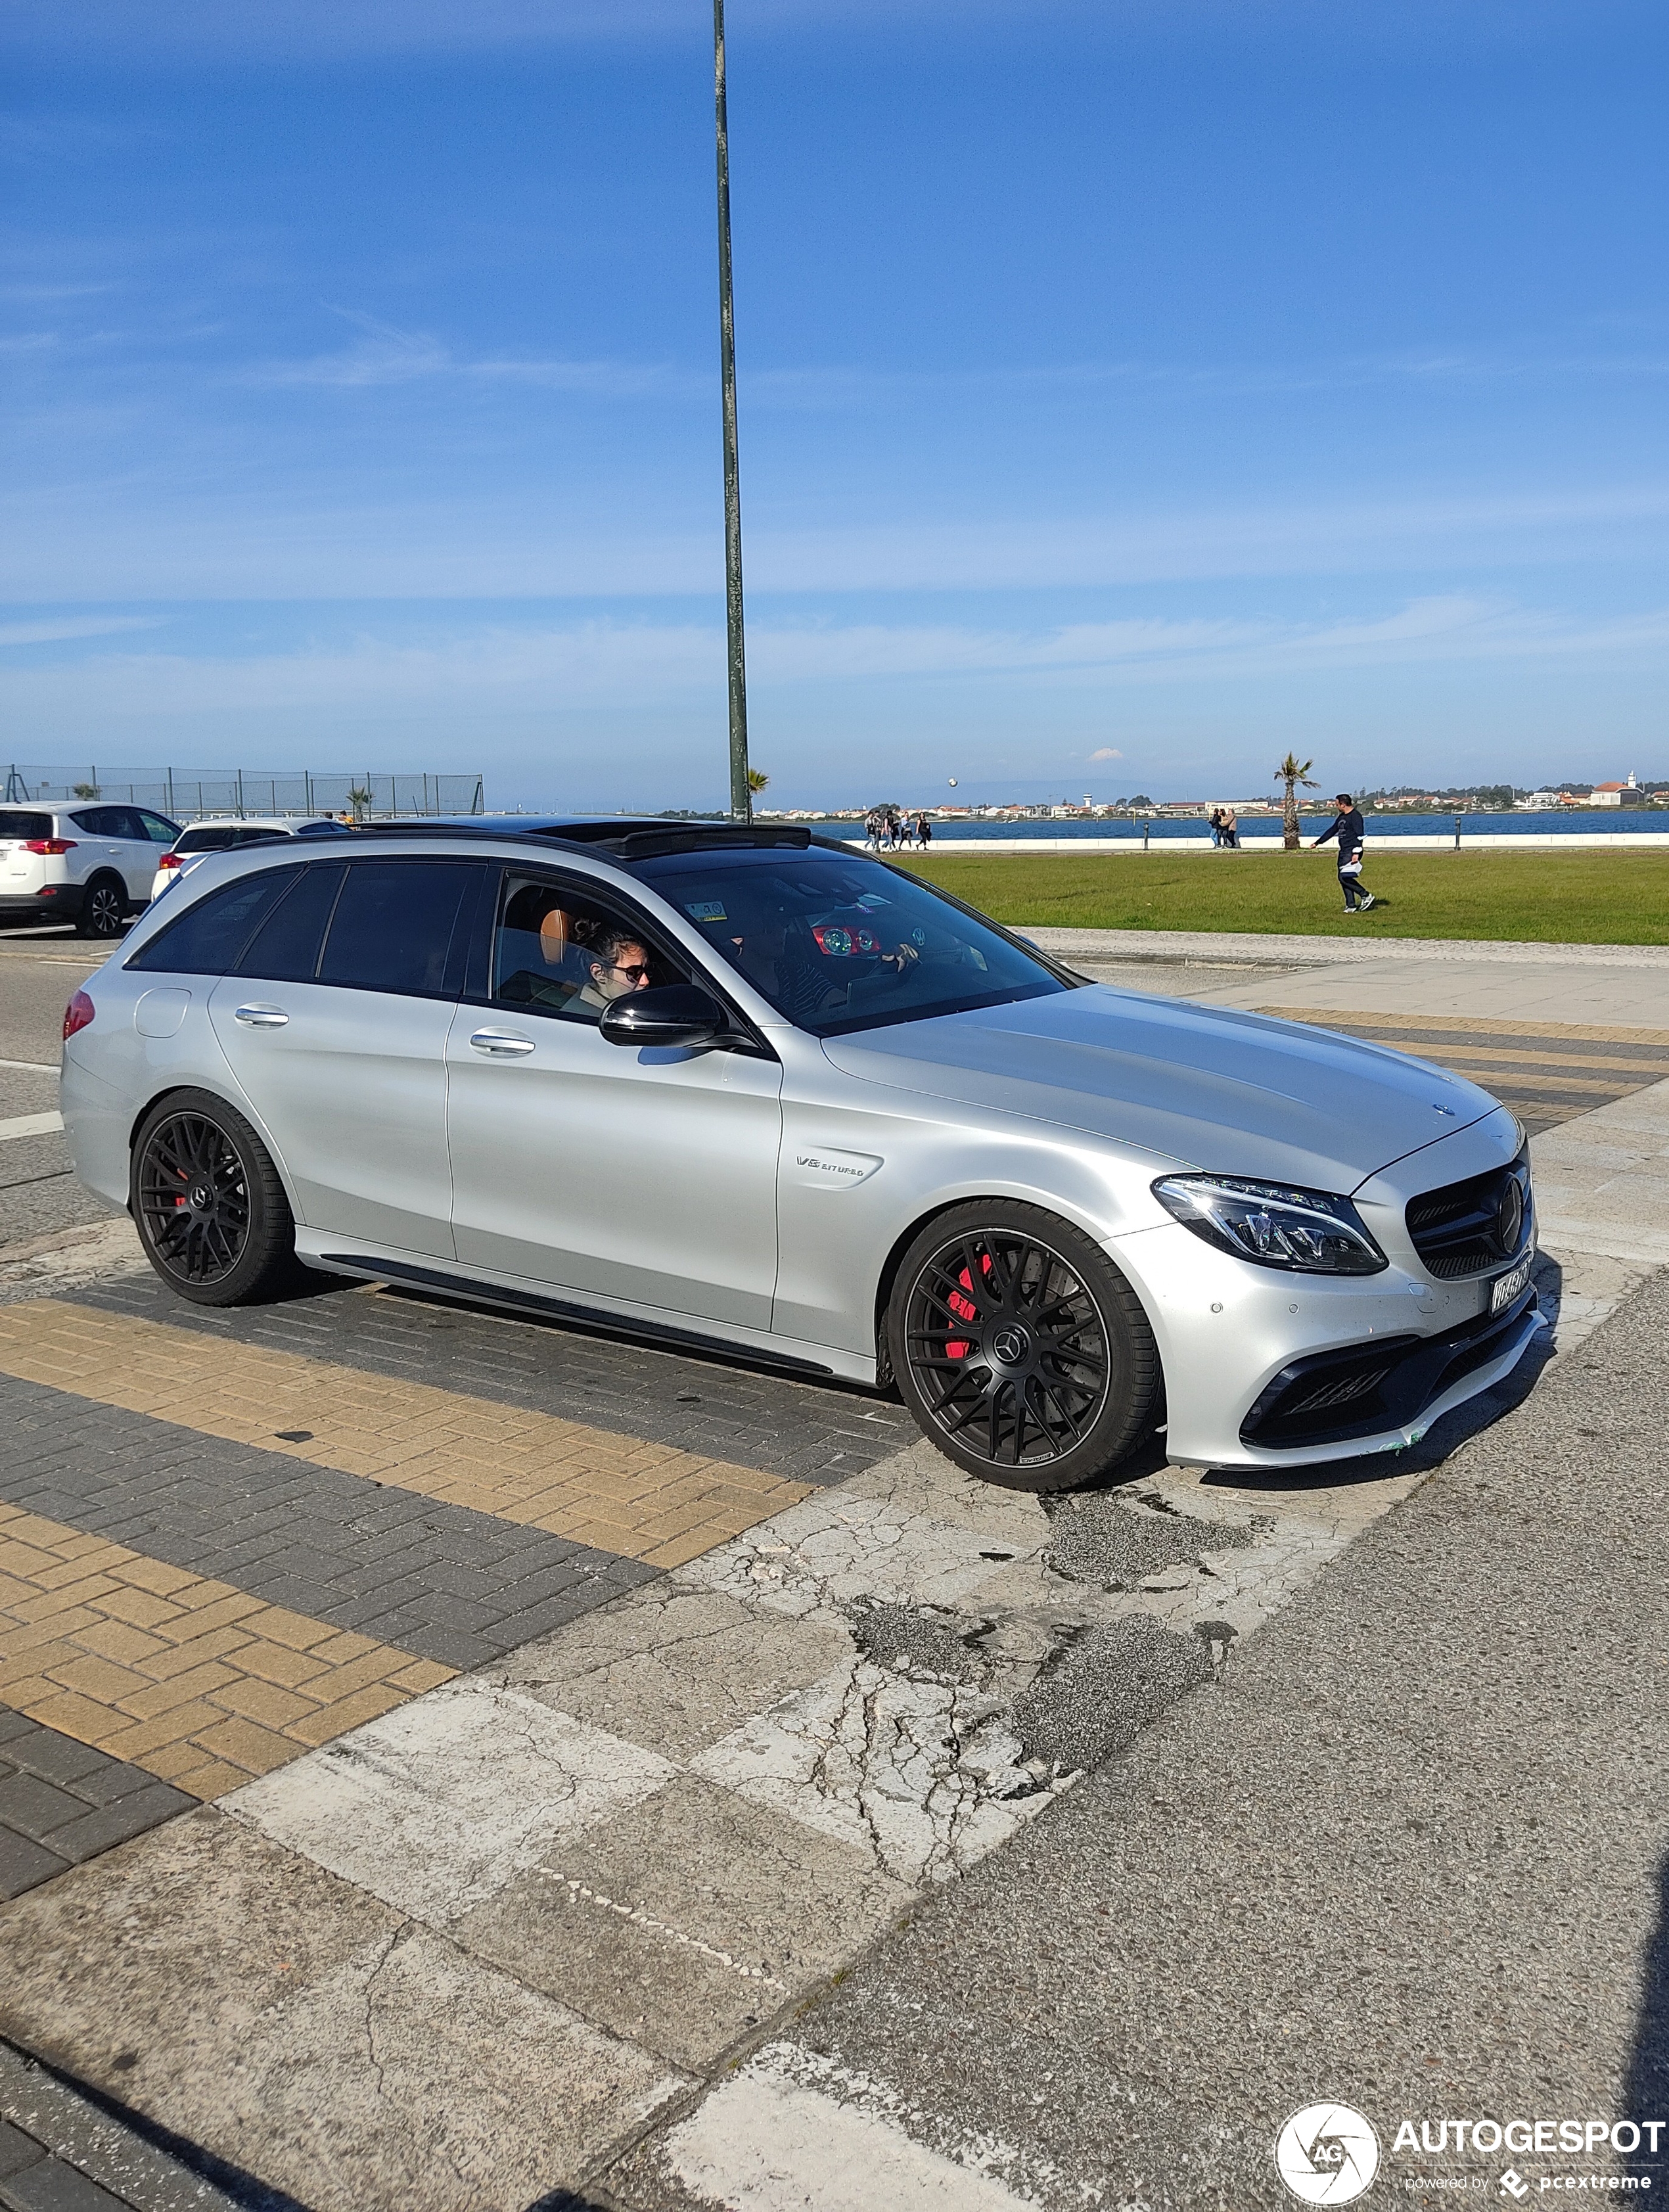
[76,873,127,939]
[890,1200,1158,1492]
[131,1090,297,1306]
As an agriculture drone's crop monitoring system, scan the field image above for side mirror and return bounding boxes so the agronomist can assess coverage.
[599,984,729,1050]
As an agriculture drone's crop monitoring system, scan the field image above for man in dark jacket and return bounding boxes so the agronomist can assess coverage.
[1313,793,1376,911]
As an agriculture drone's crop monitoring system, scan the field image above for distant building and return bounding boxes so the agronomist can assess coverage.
[1591,775,1637,808]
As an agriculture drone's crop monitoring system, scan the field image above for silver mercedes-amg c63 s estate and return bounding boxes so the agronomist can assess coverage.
[60,820,1542,1491]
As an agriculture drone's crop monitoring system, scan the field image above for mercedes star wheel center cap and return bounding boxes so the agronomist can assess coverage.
[990,1324,1030,1367]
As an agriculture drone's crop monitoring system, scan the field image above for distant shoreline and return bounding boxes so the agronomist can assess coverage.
[786,808,1668,846]
[800,809,1669,849]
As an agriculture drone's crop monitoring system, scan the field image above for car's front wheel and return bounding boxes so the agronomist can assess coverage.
[130,1090,297,1306]
[888,1200,1159,1492]
[76,872,127,939]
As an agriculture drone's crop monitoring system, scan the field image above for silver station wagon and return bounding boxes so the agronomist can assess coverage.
[60,821,1542,1490]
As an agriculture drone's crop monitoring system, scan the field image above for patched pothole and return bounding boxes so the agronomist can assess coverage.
[1041,1490,1259,1592]
[1011,1613,1214,1773]
[846,1598,995,1686]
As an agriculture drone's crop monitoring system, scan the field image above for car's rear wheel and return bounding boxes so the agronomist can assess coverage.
[76,871,128,939]
[888,1200,1158,1492]
[131,1090,296,1306]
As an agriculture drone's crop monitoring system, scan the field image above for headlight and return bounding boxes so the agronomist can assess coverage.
[1152,1174,1388,1275]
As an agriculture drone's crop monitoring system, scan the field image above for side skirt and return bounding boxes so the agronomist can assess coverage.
[311,1247,846,1382]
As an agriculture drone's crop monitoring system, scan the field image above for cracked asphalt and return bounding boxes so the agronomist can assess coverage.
[612,1265,1669,2211]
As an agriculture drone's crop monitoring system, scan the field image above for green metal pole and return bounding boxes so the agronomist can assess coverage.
[714,0,751,822]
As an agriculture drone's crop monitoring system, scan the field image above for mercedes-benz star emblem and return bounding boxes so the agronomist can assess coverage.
[990,1325,1029,1366]
[1496,1179,1524,1253]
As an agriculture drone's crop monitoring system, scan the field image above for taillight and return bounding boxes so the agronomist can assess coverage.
[24,838,76,856]
[64,990,95,1041]
[158,852,184,869]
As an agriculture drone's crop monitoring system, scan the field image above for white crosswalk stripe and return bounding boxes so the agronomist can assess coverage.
[0,1111,63,1142]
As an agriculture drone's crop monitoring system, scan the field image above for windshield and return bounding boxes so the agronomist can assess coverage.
[637,846,1070,1036]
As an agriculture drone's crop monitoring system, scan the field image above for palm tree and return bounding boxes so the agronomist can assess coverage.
[1275,752,1317,849]
[744,766,769,822]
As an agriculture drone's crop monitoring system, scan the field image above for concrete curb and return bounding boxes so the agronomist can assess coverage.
[1022,926,1669,970]
[0,2041,249,2211]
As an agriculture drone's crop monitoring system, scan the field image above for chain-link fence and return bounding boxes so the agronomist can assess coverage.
[0,765,485,821]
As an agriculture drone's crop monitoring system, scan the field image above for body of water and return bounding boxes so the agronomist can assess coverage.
[800,810,1666,844]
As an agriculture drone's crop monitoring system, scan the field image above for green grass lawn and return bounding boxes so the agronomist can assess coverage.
[888,846,1668,944]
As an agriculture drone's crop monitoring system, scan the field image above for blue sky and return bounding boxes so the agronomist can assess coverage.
[2,0,1666,811]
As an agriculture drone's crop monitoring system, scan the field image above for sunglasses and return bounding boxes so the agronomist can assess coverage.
[608,959,652,981]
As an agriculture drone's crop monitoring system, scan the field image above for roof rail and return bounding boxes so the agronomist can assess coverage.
[335,818,820,861]
[605,825,814,860]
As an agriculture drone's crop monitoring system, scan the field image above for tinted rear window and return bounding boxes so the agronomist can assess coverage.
[236,864,347,982]
[175,826,244,853]
[318,860,474,996]
[0,812,53,841]
[128,867,299,975]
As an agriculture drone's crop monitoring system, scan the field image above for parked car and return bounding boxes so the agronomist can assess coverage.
[59,821,1542,1488]
[150,817,352,904]
[0,802,180,936]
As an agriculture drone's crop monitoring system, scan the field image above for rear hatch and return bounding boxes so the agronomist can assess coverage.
[0,810,57,884]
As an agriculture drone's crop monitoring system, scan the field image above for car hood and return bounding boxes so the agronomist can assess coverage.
[819,986,1501,1189]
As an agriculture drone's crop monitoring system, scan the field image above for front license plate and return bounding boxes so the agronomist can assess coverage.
[1490,1253,1533,1315]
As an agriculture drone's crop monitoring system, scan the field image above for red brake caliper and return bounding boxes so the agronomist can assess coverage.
[944,1253,992,1360]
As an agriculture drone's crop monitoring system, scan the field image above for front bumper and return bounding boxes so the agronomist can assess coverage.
[1239,1281,1542,1451]
[1111,1216,1544,1471]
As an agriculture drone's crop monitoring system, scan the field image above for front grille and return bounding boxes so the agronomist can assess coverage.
[1406,1148,1532,1279]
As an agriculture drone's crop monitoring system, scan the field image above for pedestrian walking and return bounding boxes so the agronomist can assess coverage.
[1208,807,1224,848]
[917,814,933,849]
[1219,804,1239,850]
[1312,792,1375,912]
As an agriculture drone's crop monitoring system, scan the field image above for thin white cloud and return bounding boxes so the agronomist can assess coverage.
[0,614,159,646]
[253,310,687,399]
[745,346,1669,413]
[1089,747,1123,760]
[3,476,1668,604]
[3,597,1663,738]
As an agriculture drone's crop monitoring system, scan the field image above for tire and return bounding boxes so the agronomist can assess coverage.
[75,873,127,939]
[887,1200,1158,1492]
[130,1090,297,1306]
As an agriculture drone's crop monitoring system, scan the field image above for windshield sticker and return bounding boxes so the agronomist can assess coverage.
[684,900,727,923]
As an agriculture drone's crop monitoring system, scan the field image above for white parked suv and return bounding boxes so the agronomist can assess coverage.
[0,802,179,937]
[151,817,352,904]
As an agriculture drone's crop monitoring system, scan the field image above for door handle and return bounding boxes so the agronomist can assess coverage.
[469,1028,536,1057]
[233,1003,290,1028]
